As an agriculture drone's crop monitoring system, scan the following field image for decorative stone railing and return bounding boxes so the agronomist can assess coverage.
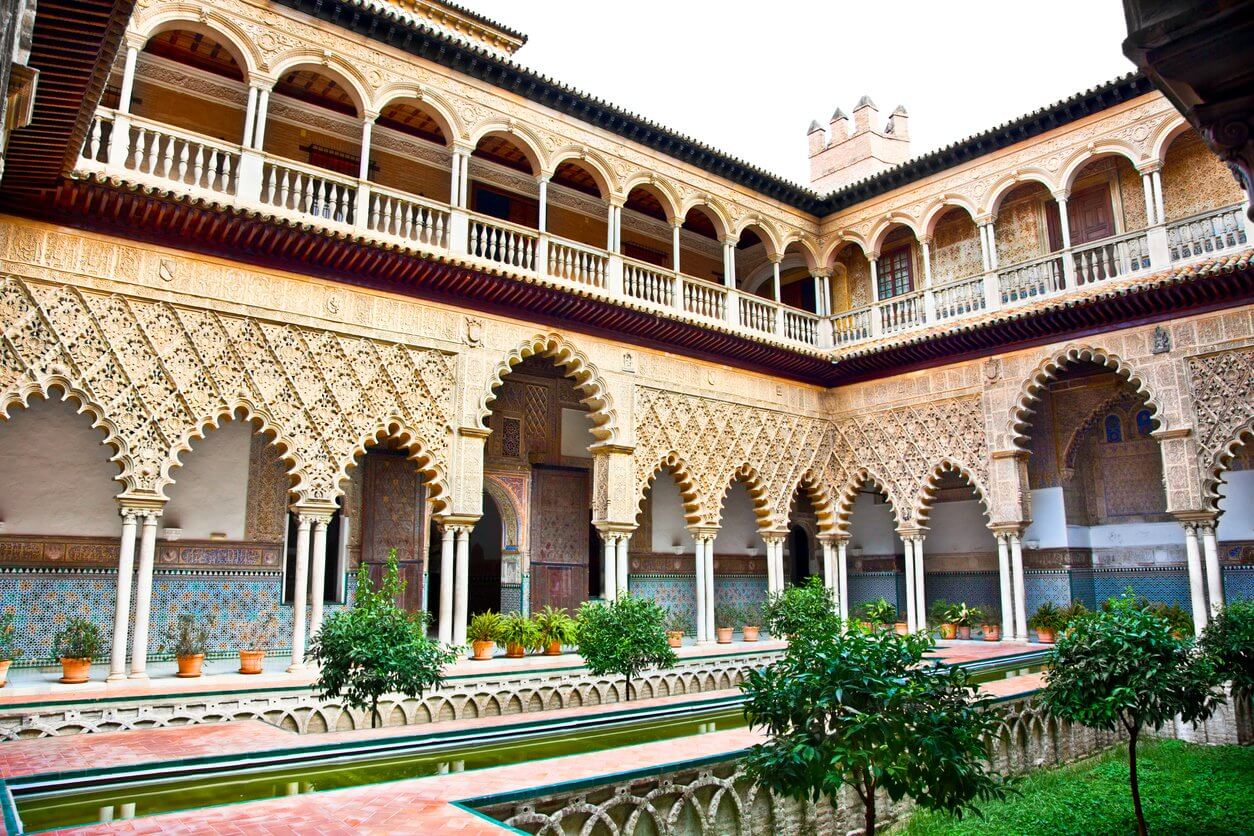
[75,108,1253,357]
[477,688,1253,835]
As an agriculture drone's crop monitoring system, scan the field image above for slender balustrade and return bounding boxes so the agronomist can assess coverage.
[74,107,1251,355]
[548,237,608,289]
[997,254,1065,305]
[468,216,538,271]
[367,185,449,249]
[1167,204,1248,261]
[622,258,676,307]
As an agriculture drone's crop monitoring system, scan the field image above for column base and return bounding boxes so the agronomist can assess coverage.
[695,639,714,646]
[106,672,129,682]
[127,671,149,681]
[286,662,311,674]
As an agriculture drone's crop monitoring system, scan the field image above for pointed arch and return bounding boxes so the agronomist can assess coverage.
[915,458,992,527]
[712,462,774,529]
[834,467,902,533]
[638,452,702,527]
[1205,418,1254,513]
[335,417,450,513]
[478,332,617,445]
[1008,344,1167,451]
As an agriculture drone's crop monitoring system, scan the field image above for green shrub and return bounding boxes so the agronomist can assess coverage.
[714,603,740,629]
[929,598,953,626]
[52,619,104,662]
[862,597,898,626]
[1028,601,1063,632]
[576,593,676,701]
[762,576,839,638]
[946,603,982,627]
[1200,599,1254,694]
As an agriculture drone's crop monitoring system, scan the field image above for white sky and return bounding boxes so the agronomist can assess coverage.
[467,0,1138,187]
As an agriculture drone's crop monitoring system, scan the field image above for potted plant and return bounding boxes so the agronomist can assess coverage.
[1149,601,1192,638]
[864,598,898,633]
[713,604,737,643]
[1028,601,1064,643]
[742,602,762,642]
[664,610,688,648]
[947,603,981,640]
[931,598,956,639]
[1059,599,1089,636]
[162,613,211,678]
[980,610,1002,641]
[467,610,503,661]
[235,612,278,674]
[533,606,577,656]
[0,612,21,687]
[52,618,103,684]
[499,611,540,658]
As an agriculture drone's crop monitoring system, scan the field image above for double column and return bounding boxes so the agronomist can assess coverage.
[992,526,1028,641]
[436,520,475,647]
[597,527,633,602]
[763,533,787,595]
[899,530,927,633]
[691,529,717,643]
[818,535,847,620]
[287,505,335,672]
[1177,514,1224,634]
[109,501,163,681]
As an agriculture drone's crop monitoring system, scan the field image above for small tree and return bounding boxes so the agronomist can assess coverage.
[1041,591,1222,836]
[310,549,458,728]
[742,627,1007,835]
[1200,599,1254,695]
[575,593,676,701]
[761,575,839,639]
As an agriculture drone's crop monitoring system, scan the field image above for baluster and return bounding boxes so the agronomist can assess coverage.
[143,130,159,175]
[128,128,145,170]
[87,118,103,162]
[160,135,176,179]
[172,142,188,184]
[433,211,445,247]
[221,154,234,193]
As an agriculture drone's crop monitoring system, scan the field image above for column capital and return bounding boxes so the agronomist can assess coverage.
[536,171,553,184]
[1173,510,1218,526]
[687,526,718,542]
[974,214,996,227]
[436,516,479,535]
[291,500,337,525]
[451,140,474,156]
[1136,161,1163,175]
[117,496,167,514]
[816,532,846,545]
[361,109,380,123]
[607,194,626,208]
[919,235,933,247]
[896,527,928,542]
[1051,188,1071,202]
[988,522,1028,537]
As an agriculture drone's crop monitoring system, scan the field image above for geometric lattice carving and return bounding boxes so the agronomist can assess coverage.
[0,277,455,508]
[1187,347,1254,509]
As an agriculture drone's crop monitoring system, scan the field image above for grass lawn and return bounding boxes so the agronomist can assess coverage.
[894,739,1254,835]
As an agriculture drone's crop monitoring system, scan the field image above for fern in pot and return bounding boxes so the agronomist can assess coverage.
[499,611,540,658]
[533,606,577,656]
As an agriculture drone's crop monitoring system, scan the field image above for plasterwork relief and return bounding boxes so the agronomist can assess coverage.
[1186,346,1254,509]
[243,432,290,542]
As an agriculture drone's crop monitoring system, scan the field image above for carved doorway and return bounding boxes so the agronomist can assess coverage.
[360,448,428,611]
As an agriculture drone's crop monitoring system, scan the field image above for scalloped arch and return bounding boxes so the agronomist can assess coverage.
[712,463,773,529]
[1205,418,1253,513]
[335,417,450,514]
[478,333,617,446]
[788,470,837,534]
[158,399,300,501]
[914,458,992,527]
[638,452,702,527]
[834,467,902,533]
[1008,345,1166,451]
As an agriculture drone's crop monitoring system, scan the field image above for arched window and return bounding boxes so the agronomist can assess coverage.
[1104,414,1123,443]
[1135,409,1153,437]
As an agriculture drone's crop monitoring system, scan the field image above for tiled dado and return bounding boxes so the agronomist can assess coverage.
[627,575,768,633]
[0,647,781,740]
[0,566,353,666]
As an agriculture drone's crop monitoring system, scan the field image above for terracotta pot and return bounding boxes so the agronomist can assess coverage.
[742,626,760,642]
[176,653,204,678]
[0,659,10,688]
[893,622,908,635]
[957,625,972,640]
[504,642,526,659]
[471,640,495,661]
[715,627,733,644]
[59,657,92,684]
[238,650,265,674]
[939,623,957,640]
[544,641,563,656]
[982,625,1001,641]
[1035,628,1056,644]
[666,630,684,648]
[859,620,874,631]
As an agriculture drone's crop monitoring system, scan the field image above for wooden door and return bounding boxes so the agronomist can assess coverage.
[529,467,590,614]
[361,451,427,611]
[1067,185,1115,246]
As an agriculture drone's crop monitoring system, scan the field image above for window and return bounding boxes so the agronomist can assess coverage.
[1104,414,1123,443]
[877,245,913,299]
[1135,409,1153,437]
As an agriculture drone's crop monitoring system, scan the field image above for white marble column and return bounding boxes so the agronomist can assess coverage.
[836,539,849,622]
[771,258,782,301]
[252,87,271,150]
[616,534,630,598]
[1009,532,1028,640]
[108,509,139,681]
[703,537,716,640]
[601,531,617,602]
[117,45,139,115]
[912,536,926,631]
[438,525,454,644]
[764,538,777,593]
[1151,170,1166,226]
[921,239,934,286]
[537,175,549,232]
[1181,521,1208,634]
[128,510,161,678]
[242,85,259,148]
[1141,172,1158,225]
[996,532,1013,641]
[902,539,917,631]
[287,514,312,673]
[671,220,682,273]
[450,148,463,209]
[308,516,330,636]
[1199,522,1223,617]
[820,538,835,592]
[693,536,708,643]
[723,240,736,287]
[453,526,470,646]
[358,120,373,181]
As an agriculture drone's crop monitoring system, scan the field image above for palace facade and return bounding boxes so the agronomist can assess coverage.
[0,0,1251,680]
